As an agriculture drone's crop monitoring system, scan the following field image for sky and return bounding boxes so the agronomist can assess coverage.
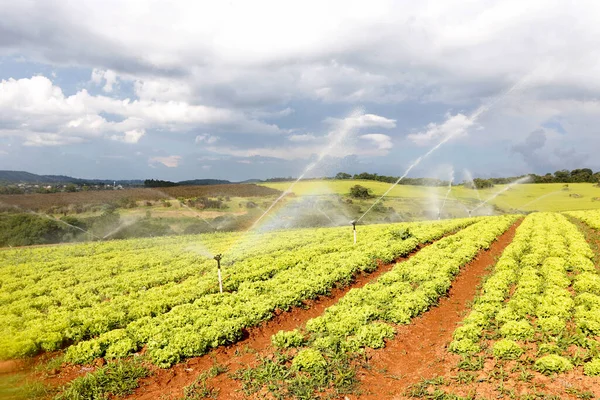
[1,0,599,181]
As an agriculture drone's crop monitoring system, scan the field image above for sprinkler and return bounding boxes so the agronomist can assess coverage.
[350,220,357,244]
[214,254,223,293]
[437,210,441,220]
[468,210,472,218]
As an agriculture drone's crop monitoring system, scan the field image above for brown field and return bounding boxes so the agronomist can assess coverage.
[0,184,281,212]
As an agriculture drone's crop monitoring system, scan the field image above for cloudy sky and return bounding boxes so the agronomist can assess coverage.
[1,0,599,181]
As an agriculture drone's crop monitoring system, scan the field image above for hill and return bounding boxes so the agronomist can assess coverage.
[0,170,144,185]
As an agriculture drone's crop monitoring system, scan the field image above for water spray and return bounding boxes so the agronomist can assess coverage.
[214,253,223,294]
[357,75,533,223]
[350,220,357,244]
[247,107,365,232]
[470,176,531,214]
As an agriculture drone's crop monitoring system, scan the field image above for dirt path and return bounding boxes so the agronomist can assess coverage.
[349,219,522,400]
[126,238,449,400]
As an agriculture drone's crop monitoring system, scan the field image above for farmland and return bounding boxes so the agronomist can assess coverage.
[261,180,600,213]
[1,209,600,399]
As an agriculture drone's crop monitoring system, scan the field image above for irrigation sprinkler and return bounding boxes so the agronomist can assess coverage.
[214,254,223,294]
[350,220,357,244]
[468,210,472,218]
[437,210,441,220]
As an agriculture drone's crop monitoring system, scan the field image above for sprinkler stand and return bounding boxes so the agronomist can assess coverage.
[214,254,223,293]
[350,220,357,244]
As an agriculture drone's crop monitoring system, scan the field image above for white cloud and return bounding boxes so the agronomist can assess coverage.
[91,69,118,93]
[407,113,475,146]
[0,76,284,146]
[326,113,396,129]
[288,134,317,142]
[3,0,600,109]
[149,155,181,167]
[110,128,145,143]
[195,134,219,144]
[360,134,393,150]
[23,133,85,146]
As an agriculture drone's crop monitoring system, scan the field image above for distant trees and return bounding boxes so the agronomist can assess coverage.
[335,172,352,180]
[465,178,494,189]
[527,168,600,184]
[144,179,177,188]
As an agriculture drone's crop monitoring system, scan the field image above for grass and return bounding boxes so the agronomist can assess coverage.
[261,180,600,212]
[0,374,53,400]
[234,349,360,400]
[54,359,149,400]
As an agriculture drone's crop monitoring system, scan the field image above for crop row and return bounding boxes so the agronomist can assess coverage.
[269,215,517,355]
[0,227,361,359]
[232,215,517,397]
[59,218,477,367]
[449,212,600,377]
[566,209,600,230]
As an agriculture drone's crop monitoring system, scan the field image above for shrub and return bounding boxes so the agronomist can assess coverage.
[349,185,372,199]
[534,355,573,375]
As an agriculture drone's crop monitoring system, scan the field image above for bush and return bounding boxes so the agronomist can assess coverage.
[492,339,523,359]
[349,185,372,199]
[534,355,573,375]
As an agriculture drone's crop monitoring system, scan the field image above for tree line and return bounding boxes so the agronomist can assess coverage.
[333,168,600,188]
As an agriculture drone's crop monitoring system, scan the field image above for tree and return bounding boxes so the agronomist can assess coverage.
[554,170,570,182]
[335,172,352,180]
[465,178,494,189]
[349,185,372,198]
[570,168,593,183]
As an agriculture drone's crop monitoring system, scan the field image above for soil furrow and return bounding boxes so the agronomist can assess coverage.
[350,219,522,400]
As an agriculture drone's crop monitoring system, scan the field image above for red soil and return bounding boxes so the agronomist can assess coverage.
[350,219,522,400]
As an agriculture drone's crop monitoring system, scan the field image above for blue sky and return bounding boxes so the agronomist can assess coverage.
[1,0,599,181]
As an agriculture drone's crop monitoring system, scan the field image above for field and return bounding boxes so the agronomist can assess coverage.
[2,208,600,399]
[261,180,600,213]
[0,184,280,212]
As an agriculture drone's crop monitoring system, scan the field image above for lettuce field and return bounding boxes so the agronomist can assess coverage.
[2,211,600,399]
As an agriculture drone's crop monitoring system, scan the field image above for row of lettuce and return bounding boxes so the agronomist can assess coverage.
[236,215,518,396]
[0,218,478,362]
[448,212,600,377]
[1,227,353,358]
